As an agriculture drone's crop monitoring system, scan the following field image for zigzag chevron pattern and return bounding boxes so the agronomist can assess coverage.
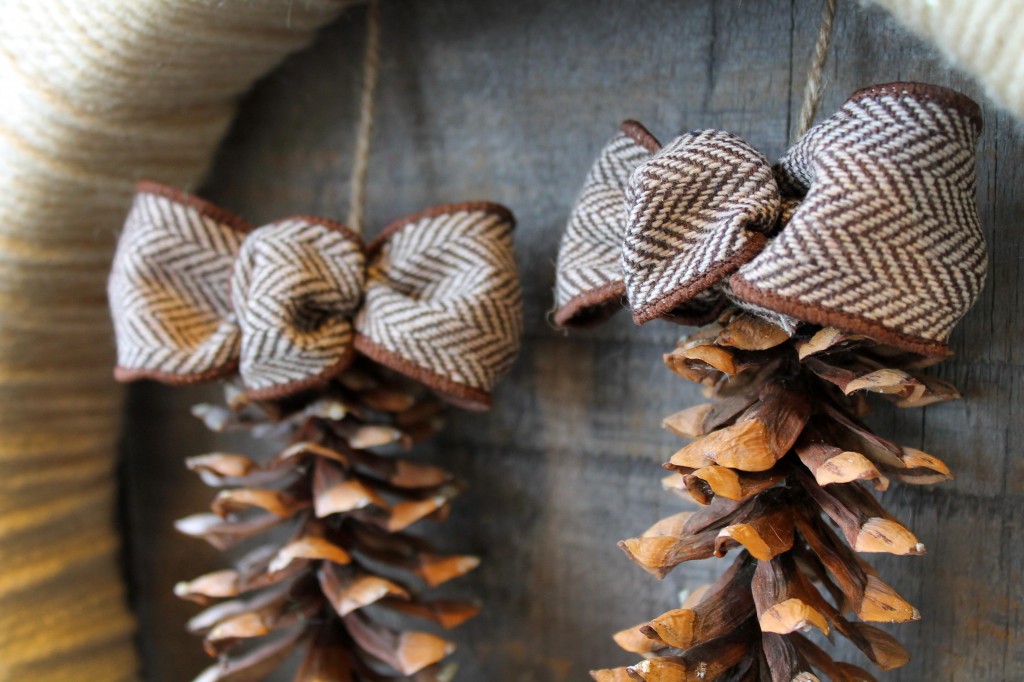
[623,129,780,324]
[110,187,247,383]
[731,83,986,355]
[355,204,522,410]
[553,83,985,356]
[110,184,522,405]
[231,217,365,397]
[553,122,658,327]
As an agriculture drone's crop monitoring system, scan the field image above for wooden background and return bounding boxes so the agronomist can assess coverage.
[119,1,1024,679]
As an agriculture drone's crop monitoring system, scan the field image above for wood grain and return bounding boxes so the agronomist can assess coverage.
[119,1,1024,679]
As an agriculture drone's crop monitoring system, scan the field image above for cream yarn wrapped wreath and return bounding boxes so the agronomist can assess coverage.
[0,0,1021,680]
[0,1,350,679]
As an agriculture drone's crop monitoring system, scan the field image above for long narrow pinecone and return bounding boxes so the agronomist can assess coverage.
[592,309,960,682]
[174,358,478,682]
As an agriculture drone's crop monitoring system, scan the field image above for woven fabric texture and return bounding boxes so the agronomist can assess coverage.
[0,1,348,678]
[356,205,523,410]
[869,0,1024,121]
[731,83,985,355]
[554,82,986,356]
[110,184,522,409]
[552,122,658,327]
[623,129,779,324]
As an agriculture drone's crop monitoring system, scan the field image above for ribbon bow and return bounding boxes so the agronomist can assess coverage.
[110,183,522,409]
[554,82,986,357]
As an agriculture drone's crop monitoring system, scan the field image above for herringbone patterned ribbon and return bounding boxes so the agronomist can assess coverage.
[553,82,986,356]
[552,121,659,327]
[623,130,780,324]
[110,183,522,408]
[730,83,985,355]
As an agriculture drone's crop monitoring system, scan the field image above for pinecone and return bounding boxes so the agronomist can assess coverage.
[174,358,479,682]
[592,308,959,682]
[106,178,522,679]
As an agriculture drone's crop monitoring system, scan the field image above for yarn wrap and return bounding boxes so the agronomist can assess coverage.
[0,1,349,678]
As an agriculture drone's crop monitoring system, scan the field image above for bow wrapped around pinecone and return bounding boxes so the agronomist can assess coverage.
[110,183,522,680]
[554,82,986,681]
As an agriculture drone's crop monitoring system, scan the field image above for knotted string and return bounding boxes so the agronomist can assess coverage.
[796,0,838,139]
[347,0,381,235]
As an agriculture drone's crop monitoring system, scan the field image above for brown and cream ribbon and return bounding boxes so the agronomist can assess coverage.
[554,82,987,357]
[110,182,522,410]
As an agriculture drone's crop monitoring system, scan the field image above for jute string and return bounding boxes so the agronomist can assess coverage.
[0,1,347,679]
[796,0,839,138]
[347,0,382,236]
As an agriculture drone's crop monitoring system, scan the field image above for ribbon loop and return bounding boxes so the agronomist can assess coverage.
[552,121,659,328]
[111,184,521,407]
[731,83,985,356]
[111,183,248,385]
[623,129,780,325]
[355,203,522,411]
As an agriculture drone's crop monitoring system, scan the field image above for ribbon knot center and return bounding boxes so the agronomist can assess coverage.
[230,217,366,396]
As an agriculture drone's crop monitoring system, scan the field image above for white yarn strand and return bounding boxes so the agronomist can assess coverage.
[869,0,1024,121]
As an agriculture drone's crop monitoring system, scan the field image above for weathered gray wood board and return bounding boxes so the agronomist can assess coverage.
[119,1,1024,679]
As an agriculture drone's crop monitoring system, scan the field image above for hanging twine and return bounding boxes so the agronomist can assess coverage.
[0,1,346,679]
[796,0,839,138]
[347,0,382,235]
